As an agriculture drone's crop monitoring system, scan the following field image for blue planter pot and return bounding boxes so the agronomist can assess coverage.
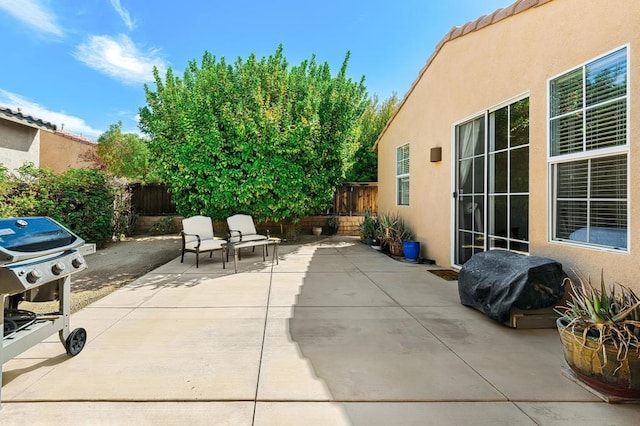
[403,240,420,262]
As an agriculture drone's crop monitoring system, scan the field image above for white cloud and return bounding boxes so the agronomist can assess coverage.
[0,89,103,138]
[0,0,63,37]
[75,34,167,85]
[110,0,135,31]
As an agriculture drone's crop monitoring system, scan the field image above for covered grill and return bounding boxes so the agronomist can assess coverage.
[1,217,88,404]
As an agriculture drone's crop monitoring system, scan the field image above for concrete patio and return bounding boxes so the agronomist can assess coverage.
[1,236,639,425]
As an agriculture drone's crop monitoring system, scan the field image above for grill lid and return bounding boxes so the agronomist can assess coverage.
[0,217,84,264]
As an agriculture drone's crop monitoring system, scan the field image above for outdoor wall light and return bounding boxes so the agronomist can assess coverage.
[430,147,442,163]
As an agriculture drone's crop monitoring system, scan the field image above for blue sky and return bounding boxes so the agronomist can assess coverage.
[0,0,514,139]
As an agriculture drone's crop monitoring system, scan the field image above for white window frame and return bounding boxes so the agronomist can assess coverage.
[396,143,410,206]
[548,45,629,252]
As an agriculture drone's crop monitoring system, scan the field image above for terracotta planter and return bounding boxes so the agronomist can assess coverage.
[557,317,640,399]
[389,242,403,257]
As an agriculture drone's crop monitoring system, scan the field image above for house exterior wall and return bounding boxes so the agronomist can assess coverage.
[40,131,98,173]
[0,118,40,170]
[377,0,640,288]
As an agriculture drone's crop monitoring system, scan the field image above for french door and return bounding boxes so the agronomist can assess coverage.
[454,97,530,266]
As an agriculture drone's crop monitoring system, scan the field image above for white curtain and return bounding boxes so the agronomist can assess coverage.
[458,118,481,191]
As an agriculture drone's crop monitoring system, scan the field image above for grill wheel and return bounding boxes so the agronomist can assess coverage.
[65,327,87,356]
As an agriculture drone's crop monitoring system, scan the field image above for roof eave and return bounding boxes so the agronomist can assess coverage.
[372,0,553,152]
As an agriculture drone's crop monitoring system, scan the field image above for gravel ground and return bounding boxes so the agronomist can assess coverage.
[19,234,182,314]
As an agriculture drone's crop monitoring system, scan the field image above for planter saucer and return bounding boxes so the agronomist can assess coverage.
[561,363,640,404]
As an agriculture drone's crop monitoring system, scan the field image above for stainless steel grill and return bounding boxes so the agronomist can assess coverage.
[1,217,88,406]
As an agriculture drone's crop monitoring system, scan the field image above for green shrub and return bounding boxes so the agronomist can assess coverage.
[149,216,177,235]
[0,164,115,246]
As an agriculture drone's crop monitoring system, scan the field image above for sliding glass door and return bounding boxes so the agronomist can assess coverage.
[454,98,530,266]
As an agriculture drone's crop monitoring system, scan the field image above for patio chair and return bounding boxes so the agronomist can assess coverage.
[226,214,268,260]
[180,215,226,268]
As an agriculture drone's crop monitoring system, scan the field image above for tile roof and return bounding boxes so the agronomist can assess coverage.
[373,0,554,150]
[0,106,57,131]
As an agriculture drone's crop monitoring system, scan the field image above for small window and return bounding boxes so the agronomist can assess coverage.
[549,47,628,251]
[396,144,409,206]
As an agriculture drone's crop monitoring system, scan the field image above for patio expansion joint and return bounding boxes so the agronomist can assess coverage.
[251,252,277,424]
[346,252,512,403]
[8,306,141,402]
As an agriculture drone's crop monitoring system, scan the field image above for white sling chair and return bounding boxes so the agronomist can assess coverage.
[226,214,268,260]
[180,215,226,268]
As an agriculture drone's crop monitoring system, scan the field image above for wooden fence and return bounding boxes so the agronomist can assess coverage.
[130,182,377,216]
[130,183,177,215]
[332,182,378,216]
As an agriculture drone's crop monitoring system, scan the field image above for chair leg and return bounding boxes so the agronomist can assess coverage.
[221,248,226,269]
[181,249,185,263]
[196,249,199,268]
[234,248,239,273]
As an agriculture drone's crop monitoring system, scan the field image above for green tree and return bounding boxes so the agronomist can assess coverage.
[345,93,399,182]
[139,45,367,221]
[97,121,156,182]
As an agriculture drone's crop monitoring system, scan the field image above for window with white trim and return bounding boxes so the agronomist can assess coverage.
[550,47,628,250]
[396,144,409,206]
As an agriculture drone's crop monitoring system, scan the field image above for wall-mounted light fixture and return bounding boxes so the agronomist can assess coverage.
[430,147,442,163]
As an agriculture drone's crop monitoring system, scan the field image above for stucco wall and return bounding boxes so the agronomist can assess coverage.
[377,0,640,288]
[40,130,98,173]
[0,119,39,171]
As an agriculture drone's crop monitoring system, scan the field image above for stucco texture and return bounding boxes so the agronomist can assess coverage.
[39,130,98,174]
[376,0,640,289]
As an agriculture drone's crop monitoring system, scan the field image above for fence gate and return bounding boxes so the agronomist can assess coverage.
[333,182,378,216]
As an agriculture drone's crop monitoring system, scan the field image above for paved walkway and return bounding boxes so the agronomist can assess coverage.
[1,236,639,425]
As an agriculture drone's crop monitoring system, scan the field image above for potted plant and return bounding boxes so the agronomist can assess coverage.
[358,210,378,245]
[376,213,413,257]
[555,271,640,399]
[325,216,339,235]
[403,239,420,262]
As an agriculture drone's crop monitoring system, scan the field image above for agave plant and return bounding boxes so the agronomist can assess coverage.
[555,270,640,369]
[376,212,413,246]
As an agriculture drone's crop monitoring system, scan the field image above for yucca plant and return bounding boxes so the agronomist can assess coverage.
[376,212,413,246]
[555,270,640,370]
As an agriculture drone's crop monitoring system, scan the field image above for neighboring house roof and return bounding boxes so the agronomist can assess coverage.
[373,0,553,151]
[0,106,57,131]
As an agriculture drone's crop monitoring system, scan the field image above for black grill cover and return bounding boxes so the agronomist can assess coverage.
[458,250,566,323]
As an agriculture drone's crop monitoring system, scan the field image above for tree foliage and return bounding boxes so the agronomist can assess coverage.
[96,121,159,182]
[0,163,115,245]
[139,46,367,221]
[345,93,399,182]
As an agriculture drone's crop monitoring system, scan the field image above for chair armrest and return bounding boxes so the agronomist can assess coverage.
[228,229,243,242]
[181,232,202,248]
